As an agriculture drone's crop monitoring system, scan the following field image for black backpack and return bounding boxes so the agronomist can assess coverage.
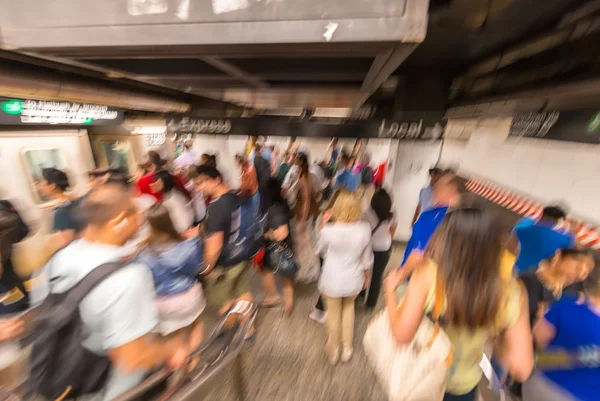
[29,261,123,400]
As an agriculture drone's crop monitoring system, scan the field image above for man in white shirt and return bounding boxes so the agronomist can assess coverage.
[31,184,187,400]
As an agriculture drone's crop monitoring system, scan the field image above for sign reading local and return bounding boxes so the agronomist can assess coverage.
[167,116,444,140]
[0,98,124,126]
[509,109,600,144]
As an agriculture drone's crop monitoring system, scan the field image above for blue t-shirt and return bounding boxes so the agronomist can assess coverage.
[514,216,535,230]
[542,297,600,401]
[402,206,449,265]
[514,224,576,273]
[335,169,361,192]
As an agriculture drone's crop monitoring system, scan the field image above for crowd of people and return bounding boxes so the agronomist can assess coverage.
[0,135,598,401]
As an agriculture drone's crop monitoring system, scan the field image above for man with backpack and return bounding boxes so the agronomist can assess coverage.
[194,166,258,332]
[29,183,188,401]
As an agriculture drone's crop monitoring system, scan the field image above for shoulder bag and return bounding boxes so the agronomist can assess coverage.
[265,241,298,277]
[363,272,452,401]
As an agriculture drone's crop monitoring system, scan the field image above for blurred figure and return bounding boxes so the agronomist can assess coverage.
[270,146,281,175]
[106,175,156,255]
[333,153,360,193]
[411,167,442,226]
[0,201,31,314]
[200,153,210,166]
[275,151,292,185]
[138,204,205,366]
[88,169,111,191]
[402,171,464,265]
[194,165,254,335]
[525,254,600,401]
[30,184,188,400]
[149,170,194,234]
[361,188,397,309]
[173,140,197,170]
[512,206,576,273]
[316,191,373,364]
[260,178,296,313]
[185,167,207,225]
[136,151,190,201]
[520,248,594,326]
[244,136,258,163]
[235,154,259,198]
[41,168,84,234]
[286,136,298,155]
[327,137,340,169]
[290,153,320,284]
[253,143,271,211]
[261,143,273,163]
[384,208,534,401]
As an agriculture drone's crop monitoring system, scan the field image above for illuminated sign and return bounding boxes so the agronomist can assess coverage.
[0,98,124,126]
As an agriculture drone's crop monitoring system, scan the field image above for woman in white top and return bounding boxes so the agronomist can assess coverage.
[362,188,397,309]
[149,170,194,234]
[316,190,373,365]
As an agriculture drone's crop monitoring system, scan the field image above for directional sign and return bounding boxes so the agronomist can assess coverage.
[509,109,600,144]
[0,98,124,126]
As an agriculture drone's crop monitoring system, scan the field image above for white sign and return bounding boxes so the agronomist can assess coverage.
[146,132,166,146]
[168,118,232,134]
[378,119,424,139]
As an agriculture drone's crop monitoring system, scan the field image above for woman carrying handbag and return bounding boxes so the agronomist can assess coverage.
[260,178,298,313]
[364,207,534,401]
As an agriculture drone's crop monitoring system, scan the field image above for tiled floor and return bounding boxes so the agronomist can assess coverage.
[201,243,495,401]
[203,246,402,401]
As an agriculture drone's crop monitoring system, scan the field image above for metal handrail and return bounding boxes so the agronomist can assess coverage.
[113,300,258,401]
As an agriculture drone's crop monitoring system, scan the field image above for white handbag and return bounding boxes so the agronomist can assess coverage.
[363,275,452,401]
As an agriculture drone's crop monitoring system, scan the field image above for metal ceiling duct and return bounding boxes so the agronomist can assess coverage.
[0,62,191,113]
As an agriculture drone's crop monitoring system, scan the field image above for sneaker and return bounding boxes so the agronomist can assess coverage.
[341,347,353,363]
[309,308,327,324]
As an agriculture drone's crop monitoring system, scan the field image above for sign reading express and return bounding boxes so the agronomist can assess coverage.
[168,116,444,140]
[0,99,124,126]
[509,110,600,144]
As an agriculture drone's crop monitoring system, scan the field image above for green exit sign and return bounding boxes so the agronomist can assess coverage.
[1,99,24,115]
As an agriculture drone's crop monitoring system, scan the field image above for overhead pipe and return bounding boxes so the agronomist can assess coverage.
[452,11,600,97]
[0,62,191,113]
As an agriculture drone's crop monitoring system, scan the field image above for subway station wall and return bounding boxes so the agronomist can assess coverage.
[440,118,600,224]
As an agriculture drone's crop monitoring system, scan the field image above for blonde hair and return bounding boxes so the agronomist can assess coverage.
[331,190,362,223]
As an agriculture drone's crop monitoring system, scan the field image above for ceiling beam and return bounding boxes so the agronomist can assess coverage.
[136,72,366,81]
[8,50,238,110]
[198,56,268,89]
[354,45,417,108]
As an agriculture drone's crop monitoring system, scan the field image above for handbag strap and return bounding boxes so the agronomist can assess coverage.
[371,219,383,234]
[429,270,445,344]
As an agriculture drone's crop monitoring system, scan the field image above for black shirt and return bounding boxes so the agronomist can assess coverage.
[254,156,271,191]
[0,200,31,314]
[519,269,584,326]
[206,192,241,247]
[266,203,293,247]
